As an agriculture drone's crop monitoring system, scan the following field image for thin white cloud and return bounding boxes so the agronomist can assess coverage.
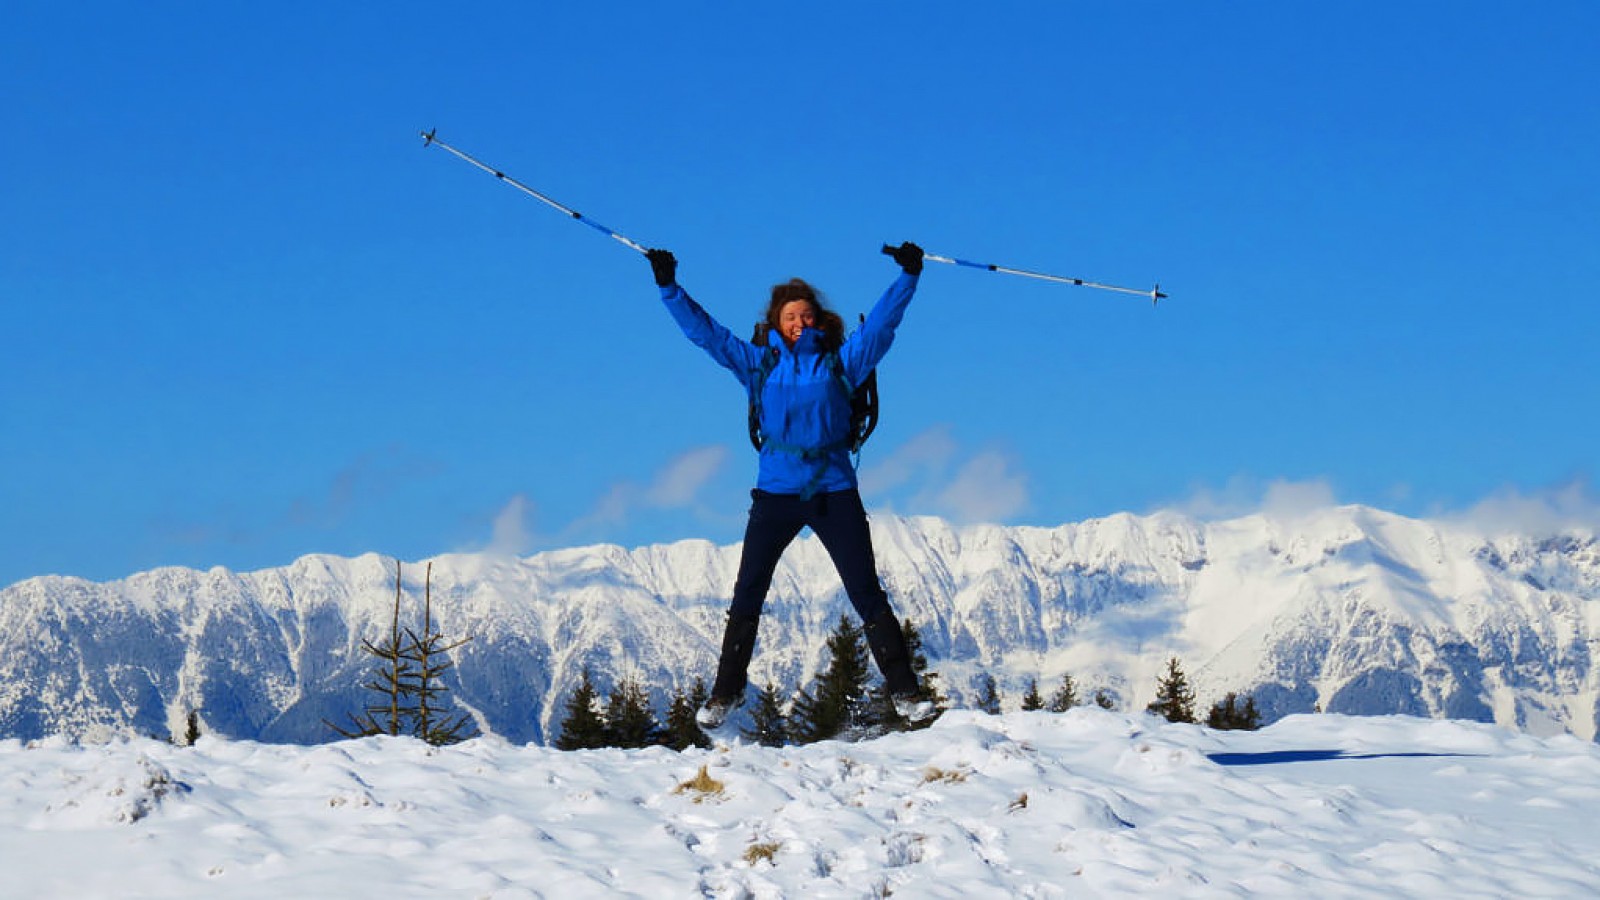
[487,494,535,557]
[1261,478,1340,520]
[935,450,1030,523]
[858,425,959,497]
[1160,476,1341,522]
[287,446,442,528]
[1160,476,1259,520]
[566,445,732,537]
[645,446,729,508]
[1447,477,1600,537]
[160,445,443,551]
[1159,474,1600,538]
[559,483,637,540]
[861,426,1030,524]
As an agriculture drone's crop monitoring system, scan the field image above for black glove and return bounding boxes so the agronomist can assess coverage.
[646,248,677,287]
[888,241,924,276]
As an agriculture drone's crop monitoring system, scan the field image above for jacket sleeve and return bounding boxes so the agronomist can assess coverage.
[839,271,919,385]
[660,283,764,387]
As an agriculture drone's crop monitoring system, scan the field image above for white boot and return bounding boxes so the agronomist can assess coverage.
[893,693,936,724]
[696,695,740,729]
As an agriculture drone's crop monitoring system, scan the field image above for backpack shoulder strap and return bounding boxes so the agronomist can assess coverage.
[841,313,880,452]
[747,323,780,451]
[823,349,878,454]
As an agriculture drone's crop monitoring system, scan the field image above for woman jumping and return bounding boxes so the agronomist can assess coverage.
[647,242,936,729]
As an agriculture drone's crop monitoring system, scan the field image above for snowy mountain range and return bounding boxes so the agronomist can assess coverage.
[3,505,1598,745]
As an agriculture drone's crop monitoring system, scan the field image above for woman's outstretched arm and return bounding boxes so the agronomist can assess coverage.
[650,249,764,384]
[840,242,923,384]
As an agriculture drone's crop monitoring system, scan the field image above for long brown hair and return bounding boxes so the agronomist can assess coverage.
[762,278,844,349]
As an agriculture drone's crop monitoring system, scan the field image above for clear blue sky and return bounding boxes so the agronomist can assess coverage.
[5,2,1598,586]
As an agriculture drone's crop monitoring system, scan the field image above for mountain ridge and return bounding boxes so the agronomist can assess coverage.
[3,505,1597,744]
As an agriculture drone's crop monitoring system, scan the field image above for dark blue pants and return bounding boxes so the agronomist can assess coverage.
[729,488,890,621]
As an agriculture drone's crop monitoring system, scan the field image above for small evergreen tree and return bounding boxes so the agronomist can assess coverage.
[975,673,1002,715]
[171,709,202,746]
[555,667,607,750]
[689,675,709,711]
[1048,673,1079,712]
[664,680,711,750]
[326,561,476,745]
[1146,657,1198,724]
[1206,692,1262,731]
[403,562,477,745]
[742,681,789,747]
[791,614,872,743]
[328,560,420,739]
[603,677,660,748]
[904,619,945,709]
[1093,689,1116,710]
[1020,678,1044,711]
[789,684,826,742]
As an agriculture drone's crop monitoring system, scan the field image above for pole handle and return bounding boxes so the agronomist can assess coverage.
[880,243,897,256]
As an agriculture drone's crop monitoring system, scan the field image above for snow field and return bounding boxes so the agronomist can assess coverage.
[5,709,1600,898]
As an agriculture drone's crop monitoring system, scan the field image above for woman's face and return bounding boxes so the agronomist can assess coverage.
[778,300,817,345]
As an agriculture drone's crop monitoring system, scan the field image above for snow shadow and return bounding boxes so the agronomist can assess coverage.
[1208,749,1487,767]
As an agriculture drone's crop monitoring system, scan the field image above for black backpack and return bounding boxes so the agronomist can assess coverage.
[747,316,879,455]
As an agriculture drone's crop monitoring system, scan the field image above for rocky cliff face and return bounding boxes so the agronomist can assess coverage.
[3,507,1597,744]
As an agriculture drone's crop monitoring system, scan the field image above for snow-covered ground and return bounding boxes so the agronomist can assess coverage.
[5,710,1598,898]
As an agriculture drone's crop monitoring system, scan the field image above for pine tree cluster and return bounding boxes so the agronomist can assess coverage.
[1206,691,1262,730]
[556,670,713,751]
[996,659,1263,731]
[556,614,948,750]
[553,625,1270,751]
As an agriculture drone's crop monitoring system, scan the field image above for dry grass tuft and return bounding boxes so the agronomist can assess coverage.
[920,766,969,785]
[743,841,782,865]
[673,764,727,802]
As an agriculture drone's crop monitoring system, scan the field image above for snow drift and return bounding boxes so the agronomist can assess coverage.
[6,711,1600,896]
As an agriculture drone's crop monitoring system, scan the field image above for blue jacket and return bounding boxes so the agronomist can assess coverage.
[661,271,919,495]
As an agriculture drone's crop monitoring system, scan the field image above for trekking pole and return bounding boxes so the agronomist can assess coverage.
[421,129,647,255]
[883,244,1167,305]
